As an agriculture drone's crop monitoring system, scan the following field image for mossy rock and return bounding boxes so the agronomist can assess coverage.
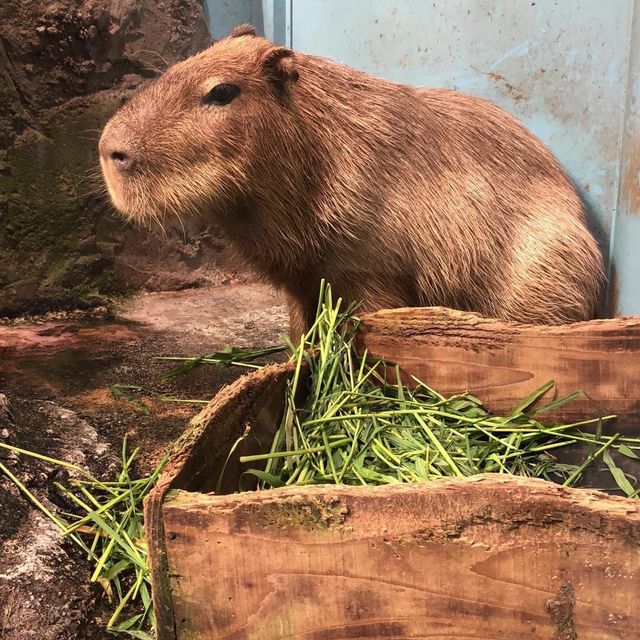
[0,0,229,316]
[0,93,126,314]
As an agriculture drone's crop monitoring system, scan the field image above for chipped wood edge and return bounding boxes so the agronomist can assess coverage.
[164,473,640,533]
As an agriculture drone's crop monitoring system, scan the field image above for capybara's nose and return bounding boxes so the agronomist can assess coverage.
[109,150,132,171]
[99,131,135,172]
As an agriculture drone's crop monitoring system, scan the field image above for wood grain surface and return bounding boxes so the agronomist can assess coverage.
[356,307,640,429]
[162,476,640,640]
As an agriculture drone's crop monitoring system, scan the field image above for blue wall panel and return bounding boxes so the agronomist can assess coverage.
[203,0,289,43]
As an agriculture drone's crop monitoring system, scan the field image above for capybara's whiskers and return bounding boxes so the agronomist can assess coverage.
[126,49,169,74]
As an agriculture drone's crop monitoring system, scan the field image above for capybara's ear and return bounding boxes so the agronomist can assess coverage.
[228,24,256,38]
[261,47,299,92]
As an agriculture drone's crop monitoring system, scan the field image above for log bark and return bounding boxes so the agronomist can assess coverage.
[357,307,640,429]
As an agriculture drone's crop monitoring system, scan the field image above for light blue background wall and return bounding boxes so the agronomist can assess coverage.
[203,0,289,44]
[203,0,640,316]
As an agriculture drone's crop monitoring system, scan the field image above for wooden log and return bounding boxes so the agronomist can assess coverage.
[144,361,297,640]
[162,475,640,639]
[356,307,640,429]
[147,310,640,638]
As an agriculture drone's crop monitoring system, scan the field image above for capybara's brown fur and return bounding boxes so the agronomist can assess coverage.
[100,24,604,338]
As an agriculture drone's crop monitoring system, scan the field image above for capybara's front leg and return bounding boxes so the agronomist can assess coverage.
[286,294,315,345]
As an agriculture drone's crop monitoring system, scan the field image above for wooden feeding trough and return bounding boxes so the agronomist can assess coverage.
[145,308,640,639]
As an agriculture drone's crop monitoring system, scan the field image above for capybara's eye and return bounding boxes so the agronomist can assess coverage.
[202,83,241,107]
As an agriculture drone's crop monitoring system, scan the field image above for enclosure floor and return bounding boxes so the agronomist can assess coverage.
[0,281,286,640]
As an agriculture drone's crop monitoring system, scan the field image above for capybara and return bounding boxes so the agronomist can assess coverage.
[99,24,604,339]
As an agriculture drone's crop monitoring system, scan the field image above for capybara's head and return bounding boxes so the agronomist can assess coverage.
[99,25,298,224]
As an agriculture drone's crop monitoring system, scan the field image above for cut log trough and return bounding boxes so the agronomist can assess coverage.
[145,308,640,639]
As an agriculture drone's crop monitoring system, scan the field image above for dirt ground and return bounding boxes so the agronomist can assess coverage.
[0,2,281,637]
[0,280,287,639]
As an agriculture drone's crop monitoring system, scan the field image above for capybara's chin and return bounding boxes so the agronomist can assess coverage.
[98,126,218,226]
[99,156,216,228]
[99,23,605,339]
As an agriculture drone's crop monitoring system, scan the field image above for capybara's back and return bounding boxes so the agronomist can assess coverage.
[99,25,604,336]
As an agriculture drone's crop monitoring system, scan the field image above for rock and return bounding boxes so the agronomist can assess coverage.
[38,401,111,467]
[0,501,94,640]
[0,393,12,424]
[0,396,118,639]
[0,0,236,316]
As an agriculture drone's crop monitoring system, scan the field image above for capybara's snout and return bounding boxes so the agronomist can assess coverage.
[99,124,135,174]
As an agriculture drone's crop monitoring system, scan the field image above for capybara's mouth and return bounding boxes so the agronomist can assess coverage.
[98,157,166,225]
[98,125,142,219]
[98,120,162,223]
[99,156,129,215]
[99,154,210,228]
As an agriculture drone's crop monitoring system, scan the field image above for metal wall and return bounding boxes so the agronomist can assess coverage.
[203,0,289,43]
[204,0,639,315]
